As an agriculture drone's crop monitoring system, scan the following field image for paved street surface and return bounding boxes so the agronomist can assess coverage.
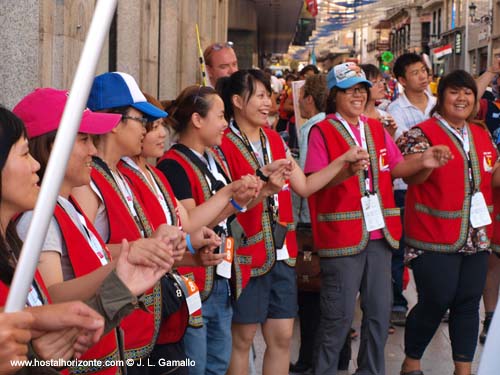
[251,274,485,374]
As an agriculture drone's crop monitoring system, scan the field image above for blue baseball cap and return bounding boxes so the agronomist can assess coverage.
[87,72,167,120]
[327,63,372,90]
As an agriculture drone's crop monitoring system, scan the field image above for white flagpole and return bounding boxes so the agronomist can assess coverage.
[5,0,118,312]
[478,298,500,374]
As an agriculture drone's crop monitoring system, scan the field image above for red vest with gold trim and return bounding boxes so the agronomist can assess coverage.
[220,127,297,298]
[90,160,161,361]
[158,148,220,327]
[308,117,401,257]
[53,199,119,374]
[117,160,190,341]
[405,118,495,252]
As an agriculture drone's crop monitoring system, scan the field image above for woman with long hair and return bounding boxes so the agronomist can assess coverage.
[216,69,370,375]
[305,62,452,375]
[153,85,262,374]
[13,88,176,374]
[73,72,222,374]
[0,106,107,374]
[398,70,499,375]
[119,89,259,374]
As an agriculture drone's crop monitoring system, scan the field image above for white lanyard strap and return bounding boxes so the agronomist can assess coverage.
[58,197,109,266]
[334,113,371,193]
[121,157,174,225]
[435,114,470,157]
[434,114,474,189]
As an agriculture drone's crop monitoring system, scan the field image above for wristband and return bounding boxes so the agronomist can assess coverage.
[230,198,247,212]
[256,168,269,182]
[186,234,196,254]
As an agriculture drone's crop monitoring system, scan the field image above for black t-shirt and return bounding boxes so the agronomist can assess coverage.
[157,159,193,200]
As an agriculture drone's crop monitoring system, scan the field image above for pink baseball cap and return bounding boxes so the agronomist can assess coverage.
[13,88,122,139]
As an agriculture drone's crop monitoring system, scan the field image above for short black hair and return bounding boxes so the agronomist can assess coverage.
[393,53,425,80]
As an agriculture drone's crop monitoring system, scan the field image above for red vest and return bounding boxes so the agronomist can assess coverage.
[159,148,223,327]
[53,199,119,374]
[118,161,179,230]
[220,127,297,298]
[405,118,496,252]
[91,160,161,361]
[117,160,190,341]
[0,271,50,306]
[308,117,401,257]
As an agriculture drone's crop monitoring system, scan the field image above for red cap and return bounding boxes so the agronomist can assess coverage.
[13,88,121,139]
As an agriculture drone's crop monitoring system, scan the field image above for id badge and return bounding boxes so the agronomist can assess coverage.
[177,275,202,315]
[27,285,43,307]
[470,192,492,228]
[216,236,234,279]
[361,194,385,232]
[277,241,290,260]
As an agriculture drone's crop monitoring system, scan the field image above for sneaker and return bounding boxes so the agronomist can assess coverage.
[480,316,492,344]
[391,310,407,327]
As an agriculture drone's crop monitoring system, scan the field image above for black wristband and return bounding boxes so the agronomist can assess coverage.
[256,168,269,182]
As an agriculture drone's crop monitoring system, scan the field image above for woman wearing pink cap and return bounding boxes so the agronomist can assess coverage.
[0,105,113,373]
[305,62,452,375]
[13,88,175,375]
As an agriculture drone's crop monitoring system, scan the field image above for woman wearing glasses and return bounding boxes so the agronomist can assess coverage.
[216,69,371,375]
[71,72,216,374]
[306,63,452,375]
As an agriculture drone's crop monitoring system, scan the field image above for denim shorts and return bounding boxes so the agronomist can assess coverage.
[232,261,298,324]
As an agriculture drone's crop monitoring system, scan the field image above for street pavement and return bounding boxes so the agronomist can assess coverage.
[251,274,485,375]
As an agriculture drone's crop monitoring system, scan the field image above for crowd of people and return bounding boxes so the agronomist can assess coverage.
[0,40,499,375]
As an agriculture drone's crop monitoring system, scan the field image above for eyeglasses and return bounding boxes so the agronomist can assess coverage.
[210,41,234,51]
[204,42,234,64]
[122,115,148,127]
[341,87,368,95]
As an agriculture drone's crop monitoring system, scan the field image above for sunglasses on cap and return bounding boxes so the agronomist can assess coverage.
[209,41,234,51]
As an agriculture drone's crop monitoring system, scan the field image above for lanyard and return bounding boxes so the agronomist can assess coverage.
[229,121,272,167]
[193,150,229,234]
[109,168,146,236]
[59,197,109,266]
[122,157,174,225]
[334,113,372,194]
[229,120,279,220]
[434,114,475,192]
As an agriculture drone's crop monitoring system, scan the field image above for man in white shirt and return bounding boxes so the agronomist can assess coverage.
[388,53,436,139]
[387,53,436,328]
